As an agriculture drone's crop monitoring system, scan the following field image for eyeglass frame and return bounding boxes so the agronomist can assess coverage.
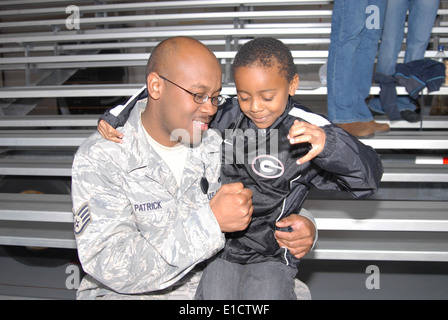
[159,75,227,107]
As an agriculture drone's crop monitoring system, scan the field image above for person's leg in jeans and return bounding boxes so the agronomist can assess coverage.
[403,0,440,119]
[327,0,388,137]
[355,0,387,118]
[370,0,409,118]
[327,0,369,124]
[370,0,440,121]
[375,0,440,69]
[406,0,440,63]
[195,257,242,299]
[376,0,409,76]
[240,261,298,300]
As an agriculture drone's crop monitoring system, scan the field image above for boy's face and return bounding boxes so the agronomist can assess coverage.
[234,65,299,129]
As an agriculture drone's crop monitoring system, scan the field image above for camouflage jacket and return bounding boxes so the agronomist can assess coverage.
[71,99,225,299]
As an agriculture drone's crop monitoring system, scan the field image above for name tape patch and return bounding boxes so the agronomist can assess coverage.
[134,201,162,212]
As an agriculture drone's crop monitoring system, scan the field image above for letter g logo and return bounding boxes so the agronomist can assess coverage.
[251,155,285,179]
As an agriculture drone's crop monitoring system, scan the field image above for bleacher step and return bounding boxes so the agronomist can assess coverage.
[0,193,72,223]
[1,114,447,129]
[0,157,446,182]
[1,129,447,149]
[305,199,448,232]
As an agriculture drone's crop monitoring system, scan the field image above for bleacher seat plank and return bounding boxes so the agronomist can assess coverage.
[306,199,448,232]
[0,193,72,223]
[0,220,76,249]
[0,114,98,128]
[360,131,448,150]
[0,129,91,147]
[0,0,333,17]
[2,84,448,99]
[0,10,334,29]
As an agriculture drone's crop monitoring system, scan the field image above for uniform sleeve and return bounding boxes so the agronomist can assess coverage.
[71,149,224,295]
[311,124,384,199]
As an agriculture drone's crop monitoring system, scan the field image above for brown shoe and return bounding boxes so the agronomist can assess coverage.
[336,122,375,138]
[368,120,390,133]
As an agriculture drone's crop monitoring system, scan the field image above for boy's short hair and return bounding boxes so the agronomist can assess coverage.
[233,37,297,82]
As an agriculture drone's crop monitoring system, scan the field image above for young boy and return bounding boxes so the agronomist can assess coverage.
[98,38,383,299]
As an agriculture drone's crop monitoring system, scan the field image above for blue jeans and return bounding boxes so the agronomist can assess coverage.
[195,257,298,300]
[369,0,440,114]
[327,0,386,123]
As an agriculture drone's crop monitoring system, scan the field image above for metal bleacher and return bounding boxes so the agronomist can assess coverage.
[0,0,447,265]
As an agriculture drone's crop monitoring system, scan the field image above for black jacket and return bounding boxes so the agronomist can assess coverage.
[395,58,445,100]
[373,59,445,120]
[211,97,383,266]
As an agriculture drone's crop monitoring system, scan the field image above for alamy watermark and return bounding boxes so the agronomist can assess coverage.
[65,264,81,290]
[65,263,382,291]
[63,4,381,34]
[366,5,381,30]
[66,5,80,30]
[62,4,380,33]
[365,264,380,290]
[61,2,383,292]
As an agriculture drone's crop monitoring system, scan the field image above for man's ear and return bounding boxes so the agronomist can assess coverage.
[289,73,299,96]
[147,72,161,100]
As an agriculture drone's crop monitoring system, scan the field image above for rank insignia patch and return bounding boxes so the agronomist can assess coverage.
[74,202,91,236]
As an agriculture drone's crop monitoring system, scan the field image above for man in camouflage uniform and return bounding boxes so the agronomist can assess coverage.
[73,100,236,298]
[72,37,315,299]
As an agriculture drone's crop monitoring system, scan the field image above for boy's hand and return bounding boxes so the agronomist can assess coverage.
[98,119,124,143]
[287,120,326,165]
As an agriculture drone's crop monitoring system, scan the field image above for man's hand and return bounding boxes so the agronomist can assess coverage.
[275,214,316,259]
[98,119,124,143]
[209,182,253,233]
[288,120,326,165]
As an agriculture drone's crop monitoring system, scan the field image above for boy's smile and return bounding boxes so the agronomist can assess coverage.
[234,64,299,129]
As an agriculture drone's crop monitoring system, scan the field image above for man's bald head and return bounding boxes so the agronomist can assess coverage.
[146,37,219,79]
[142,36,222,147]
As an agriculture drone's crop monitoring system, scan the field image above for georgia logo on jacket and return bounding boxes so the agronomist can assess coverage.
[251,155,285,179]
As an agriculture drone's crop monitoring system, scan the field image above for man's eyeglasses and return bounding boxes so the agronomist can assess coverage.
[159,75,227,107]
